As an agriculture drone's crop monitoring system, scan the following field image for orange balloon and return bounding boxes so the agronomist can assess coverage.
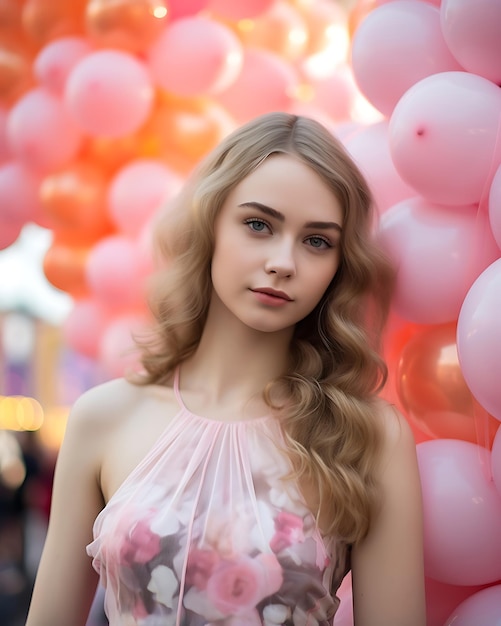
[82,134,143,175]
[43,236,90,297]
[396,322,499,446]
[139,96,235,173]
[0,0,32,50]
[0,46,33,105]
[85,0,169,53]
[40,161,115,243]
[22,0,87,44]
[235,1,308,61]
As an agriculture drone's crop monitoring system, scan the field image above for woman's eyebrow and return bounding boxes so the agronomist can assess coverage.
[238,201,342,232]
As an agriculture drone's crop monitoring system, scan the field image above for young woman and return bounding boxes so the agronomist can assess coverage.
[26,112,426,625]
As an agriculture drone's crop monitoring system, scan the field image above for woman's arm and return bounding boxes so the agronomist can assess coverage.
[25,388,107,626]
[351,404,426,626]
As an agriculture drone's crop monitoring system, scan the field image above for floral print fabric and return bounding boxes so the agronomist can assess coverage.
[87,373,350,625]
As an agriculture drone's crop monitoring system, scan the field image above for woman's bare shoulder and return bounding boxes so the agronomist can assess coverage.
[68,377,177,435]
[372,398,417,465]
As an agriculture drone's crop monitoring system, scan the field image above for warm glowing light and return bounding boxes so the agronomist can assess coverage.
[152,6,168,19]
[0,395,44,431]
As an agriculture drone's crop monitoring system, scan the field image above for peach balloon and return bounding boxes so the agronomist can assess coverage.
[441,0,501,85]
[378,198,500,324]
[43,237,90,298]
[208,0,276,20]
[39,161,115,242]
[0,46,33,105]
[147,16,243,97]
[85,0,169,53]
[141,97,235,172]
[389,71,501,206]
[351,1,462,117]
[396,322,499,446]
[217,48,298,124]
[65,49,154,138]
[6,87,83,173]
[34,36,92,95]
[236,1,308,61]
[22,0,87,44]
[417,439,501,586]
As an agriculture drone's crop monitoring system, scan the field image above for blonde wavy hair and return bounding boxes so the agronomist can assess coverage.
[134,112,394,544]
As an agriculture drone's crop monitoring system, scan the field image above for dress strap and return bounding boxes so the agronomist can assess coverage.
[173,365,183,407]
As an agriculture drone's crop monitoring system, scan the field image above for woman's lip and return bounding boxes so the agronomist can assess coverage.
[252,288,292,301]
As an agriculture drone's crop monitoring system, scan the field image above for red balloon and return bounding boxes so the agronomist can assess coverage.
[397,322,499,446]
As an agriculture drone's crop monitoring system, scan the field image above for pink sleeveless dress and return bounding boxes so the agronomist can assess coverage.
[86,370,351,625]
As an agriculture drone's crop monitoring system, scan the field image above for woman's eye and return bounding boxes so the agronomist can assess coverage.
[245,219,270,233]
[306,236,331,249]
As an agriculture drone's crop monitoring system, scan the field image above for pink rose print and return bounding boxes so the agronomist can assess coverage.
[119,518,161,565]
[270,511,305,553]
[206,553,283,616]
[186,547,220,590]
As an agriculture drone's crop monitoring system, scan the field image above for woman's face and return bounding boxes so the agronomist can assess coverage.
[209,154,344,335]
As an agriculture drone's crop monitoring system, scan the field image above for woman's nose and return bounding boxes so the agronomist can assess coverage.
[264,241,296,278]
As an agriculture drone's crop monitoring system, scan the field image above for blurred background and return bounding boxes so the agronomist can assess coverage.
[1,0,501,624]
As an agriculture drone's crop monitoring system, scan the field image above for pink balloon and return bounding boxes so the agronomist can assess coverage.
[0,107,11,163]
[444,584,501,626]
[167,0,210,20]
[458,259,501,421]
[6,88,83,173]
[62,298,111,359]
[208,0,276,20]
[425,578,485,626]
[65,50,154,138]
[344,121,415,214]
[85,235,151,308]
[307,65,358,124]
[0,219,22,250]
[389,72,501,206]
[417,439,501,586]
[352,1,462,116]
[107,159,181,236]
[0,161,42,224]
[493,426,501,498]
[489,164,501,249]
[378,198,500,324]
[34,36,92,95]
[217,48,298,123]
[99,313,147,379]
[148,17,243,97]
[441,0,501,85]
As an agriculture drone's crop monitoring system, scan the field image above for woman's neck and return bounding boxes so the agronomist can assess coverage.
[178,306,293,419]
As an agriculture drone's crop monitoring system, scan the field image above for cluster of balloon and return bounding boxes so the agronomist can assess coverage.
[0,0,501,623]
[0,0,360,377]
[348,0,501,624]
